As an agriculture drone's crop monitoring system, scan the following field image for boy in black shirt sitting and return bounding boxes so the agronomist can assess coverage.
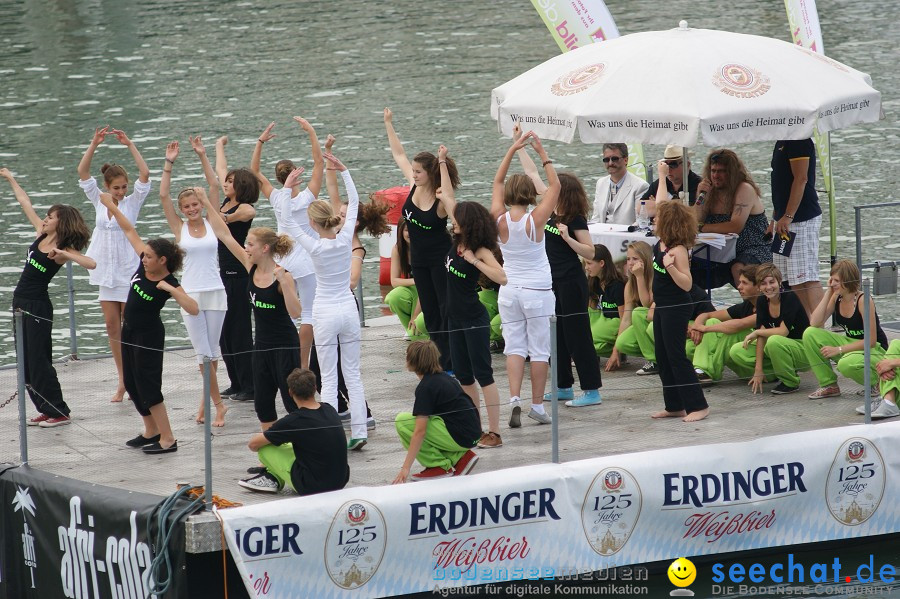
[240,368,349,494]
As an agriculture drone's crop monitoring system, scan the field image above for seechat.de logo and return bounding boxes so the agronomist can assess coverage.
[668,557,697,596]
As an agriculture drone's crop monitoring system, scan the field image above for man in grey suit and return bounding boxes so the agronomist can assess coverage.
[591,143,649,225]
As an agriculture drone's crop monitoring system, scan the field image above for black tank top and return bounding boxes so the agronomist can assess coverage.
[445,247,485,320]
[402,186,451,268]
[651,242,690,306]
[248,265,299,348]
[834,294,888,349]
[14,236,63,301]
[219,202,252,278]
[123,261,179,331]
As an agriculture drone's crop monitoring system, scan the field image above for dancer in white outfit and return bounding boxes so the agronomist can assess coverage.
[282,153,369,450]
[250,117,323,369]
[77,126,151,403]
[490,131,559,428]
[159,137,230,426]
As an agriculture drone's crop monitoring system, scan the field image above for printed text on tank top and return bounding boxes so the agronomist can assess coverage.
[250,270,279,309]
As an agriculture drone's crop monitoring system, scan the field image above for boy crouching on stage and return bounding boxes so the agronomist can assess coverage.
[240,368,349,494]
[394,340,481,483]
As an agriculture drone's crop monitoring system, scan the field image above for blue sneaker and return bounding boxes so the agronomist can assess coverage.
[543,387,574,401]
[565,390,602,407]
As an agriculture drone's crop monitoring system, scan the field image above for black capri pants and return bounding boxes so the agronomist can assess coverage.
[121,322,166,417]
[252,343,300,423]
[448,308,494,387]
[220,275,254,394]
[553,276,602,391]
[412,264,452,372]
[653,300,707,414]
[12,296,68,417]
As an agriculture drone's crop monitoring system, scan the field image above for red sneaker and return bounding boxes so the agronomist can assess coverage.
[411,466,452,481]
[453,450,479,476]
[39,416,71,428]
[27,414,51,426]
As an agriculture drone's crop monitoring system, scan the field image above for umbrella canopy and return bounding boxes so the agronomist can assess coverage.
[491,21,882,147]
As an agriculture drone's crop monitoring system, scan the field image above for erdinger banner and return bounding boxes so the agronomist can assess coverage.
[0,466,186,599]
[219,423,900,598]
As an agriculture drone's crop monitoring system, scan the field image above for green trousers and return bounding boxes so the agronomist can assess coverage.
[589,307,620,357]
[395,412,470,472]
[259,444,298,492]
[802,327,886,387]
[615,307,655,361]
[880,340,900,399]
[479,288,503,342]
[728,335,810,387]
[692,318,753,381]
[386,285,428,340]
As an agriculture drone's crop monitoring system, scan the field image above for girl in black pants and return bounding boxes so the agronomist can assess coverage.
[214,135,259,401]
[384,108,459,371]
[99,194,199,453]
[650,201,709,422]
[440,145,508,448]
[4,168,95,427]
[544,174,603,407]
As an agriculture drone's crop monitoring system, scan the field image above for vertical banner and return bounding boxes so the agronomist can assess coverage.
[529,0,647,180]
[784,0,836,260]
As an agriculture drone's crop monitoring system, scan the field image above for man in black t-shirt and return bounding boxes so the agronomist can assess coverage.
[239,368,349,494]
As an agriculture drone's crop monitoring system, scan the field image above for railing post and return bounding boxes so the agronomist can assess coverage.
[862,279,872,424]
[854,206,863,273]
[202,357,213,505]
[15,310,28,464]
[550,315,559,464]
[66,262,78,359]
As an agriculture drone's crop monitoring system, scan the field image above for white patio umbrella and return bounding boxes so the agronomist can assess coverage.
[490,21,882,147]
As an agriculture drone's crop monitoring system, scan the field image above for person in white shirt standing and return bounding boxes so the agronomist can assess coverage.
[591,143,649,225]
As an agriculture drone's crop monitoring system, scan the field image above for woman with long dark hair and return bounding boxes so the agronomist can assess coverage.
[385,218,425,338]
[384,108,459,371]
[214,135,259,402]
[4,168,95,427]
[586,244,626,370]
[77,126,151,403]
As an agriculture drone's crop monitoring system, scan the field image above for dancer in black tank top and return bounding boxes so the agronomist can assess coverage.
[4,168,95,427]
[650,201,708,422]
[385,108,460,371]
[99,193,198,453]
[214,135,259,402]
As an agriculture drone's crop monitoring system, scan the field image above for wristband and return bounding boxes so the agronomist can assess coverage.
[165,158,175,164]
[785,213,794,220]
[257,138,265,143]
[223,213,229,224]
[439,161,447,165]
[542,160,553,166]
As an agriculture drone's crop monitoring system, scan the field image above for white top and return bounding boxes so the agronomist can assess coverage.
[179,219,224,293]
[269,187,314,278]
[498,212,552,289]
[592,171,649,225]
[80,176,151,288]
[284,170,357,305]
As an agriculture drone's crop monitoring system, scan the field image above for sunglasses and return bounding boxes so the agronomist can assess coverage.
[664,160,682,168]
[602,156,622,164]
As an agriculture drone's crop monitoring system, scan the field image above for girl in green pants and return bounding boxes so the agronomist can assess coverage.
[803,260,888,399]
[869,340,900,419]
[729,263,810,394]
[586,244,626,370]
[614,241,655,372]
[690,264,758,382]
[385,219,427,339]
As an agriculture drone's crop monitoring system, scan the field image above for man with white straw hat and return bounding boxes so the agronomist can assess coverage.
[591,143,649,225]
[638,145,701,219]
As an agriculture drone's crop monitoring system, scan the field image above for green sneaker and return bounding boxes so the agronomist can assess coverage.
[347,438,368,451]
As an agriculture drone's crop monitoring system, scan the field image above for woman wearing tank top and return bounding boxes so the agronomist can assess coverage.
[213,135,259,402]
[77,126,151,404]
[384,107,459,372]
[159,137,233,427]
[490,132,559,428]
[4,168,95,427]
[251,118,323,369]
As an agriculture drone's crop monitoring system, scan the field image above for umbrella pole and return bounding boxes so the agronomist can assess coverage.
[683,147,689,202]
[827,132,836,266]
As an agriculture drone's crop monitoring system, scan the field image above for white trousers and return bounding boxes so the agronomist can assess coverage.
[497,285,555,362]
[182,309,227,364]
[313,299,368,439]
[294,272,317,325]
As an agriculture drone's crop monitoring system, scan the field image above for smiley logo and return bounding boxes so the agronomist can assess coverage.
[668,557,696,588]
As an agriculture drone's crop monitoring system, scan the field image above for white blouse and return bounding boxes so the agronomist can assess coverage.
[269,186,314,278]
[80,176,151,288]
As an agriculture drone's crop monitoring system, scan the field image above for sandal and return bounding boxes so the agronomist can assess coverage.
[808,385,841,399]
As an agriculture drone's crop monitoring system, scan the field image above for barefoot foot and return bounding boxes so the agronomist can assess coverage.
[213,403,228,427]
[683,408,709,422]
[196,412,205,424]
[651,409,686,419]
[111,386,126,403]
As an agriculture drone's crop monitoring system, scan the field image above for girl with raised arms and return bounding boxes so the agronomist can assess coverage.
[159,136,233,427]
[77,126,151,403]
[384,107,459,372]
[98,192,198,453]
[4,168,95,427]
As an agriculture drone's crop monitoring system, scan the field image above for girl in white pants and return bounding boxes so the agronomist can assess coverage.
[282,153,369,450]
[251,117,324,369]
[159,136,230,426]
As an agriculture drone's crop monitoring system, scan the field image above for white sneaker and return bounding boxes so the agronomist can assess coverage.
[871,400,900,420]
[856,399,882,415]
[527,409,552,424]
[238,472,282,493]
[508,400,522,428]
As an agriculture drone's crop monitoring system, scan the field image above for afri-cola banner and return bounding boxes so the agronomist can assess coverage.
[0,465,187,599]
[219,422,900,598]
